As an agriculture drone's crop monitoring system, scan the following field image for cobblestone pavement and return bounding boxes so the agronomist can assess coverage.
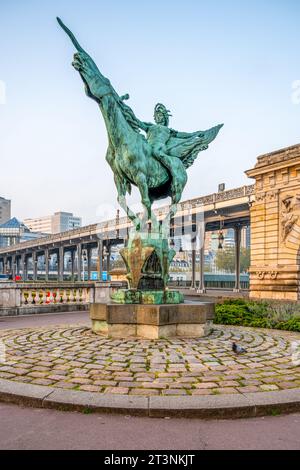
[0,325,299,396]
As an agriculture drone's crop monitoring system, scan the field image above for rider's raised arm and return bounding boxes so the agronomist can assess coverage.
[136,120,152,132]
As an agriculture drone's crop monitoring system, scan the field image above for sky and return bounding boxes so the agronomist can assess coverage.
[1,0,300,226]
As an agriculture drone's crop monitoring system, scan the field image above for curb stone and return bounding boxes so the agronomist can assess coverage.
[0,379,299,419]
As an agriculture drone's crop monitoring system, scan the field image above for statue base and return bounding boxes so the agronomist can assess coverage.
[90,302,214,339]
[110,289,184,305]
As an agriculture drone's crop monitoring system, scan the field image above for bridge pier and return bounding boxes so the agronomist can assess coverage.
[32,252,37,281]
[77,243,82,281]
[11,255,16,280]
[58,246,64,282]
[44,249,49,281]
[97,240,103,281]
[191,249,196,289]
[197,223,206,294]
[197,244,206,293]
[87,247,92,281]
[233,225,241,292]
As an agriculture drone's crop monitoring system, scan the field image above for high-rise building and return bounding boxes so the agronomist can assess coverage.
[52,212,82,233]
[241,225,251,249]
[0,197,11,225]
[24,215,53,234]
[24,211,82,234]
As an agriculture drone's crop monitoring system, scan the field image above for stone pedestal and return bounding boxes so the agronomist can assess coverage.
[90,302,214,339]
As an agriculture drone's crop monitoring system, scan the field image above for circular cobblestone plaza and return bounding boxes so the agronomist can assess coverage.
[0,324,299,397]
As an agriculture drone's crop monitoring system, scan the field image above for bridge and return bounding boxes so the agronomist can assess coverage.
[0,184,255,292]
[1,142,300,302]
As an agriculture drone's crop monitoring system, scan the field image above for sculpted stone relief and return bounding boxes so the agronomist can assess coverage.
[281,194,300,242]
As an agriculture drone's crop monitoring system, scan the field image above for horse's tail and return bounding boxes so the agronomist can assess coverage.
[57,17,86,54]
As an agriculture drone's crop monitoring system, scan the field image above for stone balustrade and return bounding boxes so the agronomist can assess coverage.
[0,281,123,315]
[20,286,90,306]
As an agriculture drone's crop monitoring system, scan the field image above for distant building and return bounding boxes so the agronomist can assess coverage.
[0,197,11,225]
[24,215,53,234]
[241,225,251,249]
[24,211,82,234]
[0,217,46,247]
[52,212,82,233]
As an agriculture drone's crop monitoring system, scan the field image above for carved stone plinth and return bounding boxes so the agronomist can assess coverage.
[90,302,214,339]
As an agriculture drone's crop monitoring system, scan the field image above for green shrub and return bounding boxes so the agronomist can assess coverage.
[214,299,300,332]
[275,317,300,332]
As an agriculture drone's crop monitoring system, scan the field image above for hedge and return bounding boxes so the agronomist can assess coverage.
[214,299,300,332]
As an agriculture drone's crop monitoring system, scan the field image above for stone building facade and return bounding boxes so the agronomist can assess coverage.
[246,144,300,301]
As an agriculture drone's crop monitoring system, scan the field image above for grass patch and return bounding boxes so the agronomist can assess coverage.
[268,408,281,417]
[82,407,93,415]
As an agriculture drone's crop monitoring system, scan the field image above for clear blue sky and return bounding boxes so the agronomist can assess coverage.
[1,0,300,224]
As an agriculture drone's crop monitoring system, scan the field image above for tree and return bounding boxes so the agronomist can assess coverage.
[215,248,250,273]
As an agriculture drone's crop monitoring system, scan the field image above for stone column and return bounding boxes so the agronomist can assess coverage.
[70,249,75,281]
[45,249,49,281]
[106,243,111,276]
[32,252,37,281]
[11,255,16,280]
[22,254,27,281]
[197,227,206,293]
[77,243,82,281]
[191,249,196,289]
[16,256,20,276]
[234,226,241,292]
[58,246,64,282]
[87,247,92,281]
[245,143,300,301]
[97,240,103,281]
[3,256,7,275]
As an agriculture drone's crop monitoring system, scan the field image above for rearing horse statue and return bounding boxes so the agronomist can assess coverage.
[57,18,223,229]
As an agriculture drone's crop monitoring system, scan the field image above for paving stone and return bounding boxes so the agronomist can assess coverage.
[195,382,218,389]
[104,387,129,394]
[30,378,55,386]
[220,381,240,387]
[214,387,239,394]
[191,389,214,395]
[93,380,117,386]
[162,390,188,396]
[71,378,92,385]
[277,381,299,389]
[78,385,103,392]
[237,386,261,393]
[129,388,159,396]
[259,384,279,391]
[53,381,76,389]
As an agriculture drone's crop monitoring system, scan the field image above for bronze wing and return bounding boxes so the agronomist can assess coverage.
[166,124,223,169]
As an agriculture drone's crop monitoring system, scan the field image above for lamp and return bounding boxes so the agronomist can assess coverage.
[218,217,225,250]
